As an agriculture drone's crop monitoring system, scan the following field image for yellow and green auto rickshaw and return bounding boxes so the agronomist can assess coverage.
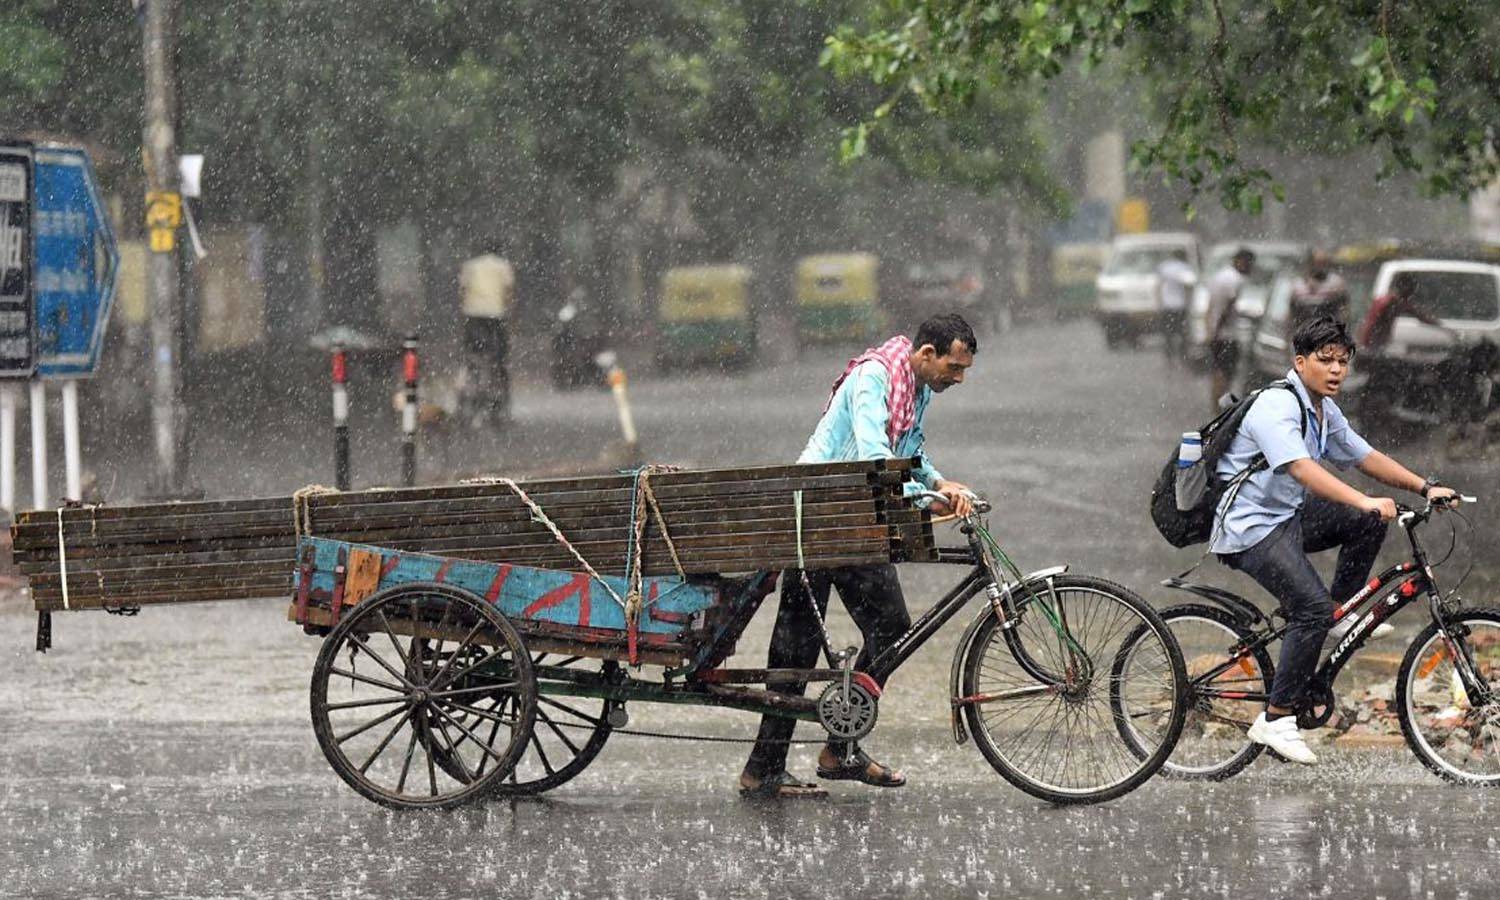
[794,253,883,343]
[657,264,756,368]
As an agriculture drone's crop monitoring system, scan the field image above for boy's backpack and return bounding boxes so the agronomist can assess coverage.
[1149,380,1307,548]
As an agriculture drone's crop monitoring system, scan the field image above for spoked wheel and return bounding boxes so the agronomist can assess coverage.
[959,574,1187,804]
[310,582,536,810]
[1396,608,1500,786]
[422,652,616,795]
[1115,604,1273,780]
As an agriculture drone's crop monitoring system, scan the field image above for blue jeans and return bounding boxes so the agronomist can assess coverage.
[1218,496,1388,709]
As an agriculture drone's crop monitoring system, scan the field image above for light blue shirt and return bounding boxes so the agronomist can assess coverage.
[799,360,944,499]
[1210,369,1374,554]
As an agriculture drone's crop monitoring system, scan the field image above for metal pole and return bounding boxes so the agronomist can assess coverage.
[61,380,80,501]
[607,366,638,447]
[400,334,418,487]
[332,343,350,490]
[143,0,185,495]
[28,380,46,509]
[0,385,15,514]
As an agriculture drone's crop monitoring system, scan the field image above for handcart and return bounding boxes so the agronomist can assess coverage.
[290,494,1189,809]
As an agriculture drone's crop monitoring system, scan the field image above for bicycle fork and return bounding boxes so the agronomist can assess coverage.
[1431,595,1496,708]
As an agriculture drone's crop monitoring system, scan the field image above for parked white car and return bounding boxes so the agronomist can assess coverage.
[1094,232,1199,349]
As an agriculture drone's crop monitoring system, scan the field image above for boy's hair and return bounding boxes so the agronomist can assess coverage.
[913,313,978,356]
[1292,315,1356,358]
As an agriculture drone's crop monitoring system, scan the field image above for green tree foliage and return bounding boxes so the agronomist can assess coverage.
[5,0,1065,319]
[824,0,1500,210]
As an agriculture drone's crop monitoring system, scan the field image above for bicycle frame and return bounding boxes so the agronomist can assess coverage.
[1191,502,1492,709]
[524,511,1075,722]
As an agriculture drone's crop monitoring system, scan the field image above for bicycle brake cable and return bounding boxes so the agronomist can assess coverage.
[972,520,1088,659]
[1439,506,1476,603]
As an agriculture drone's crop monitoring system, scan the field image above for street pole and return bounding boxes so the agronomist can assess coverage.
[0,385,15,514]
[61,380,81,501]
[28,381,46,509]
[400,335,418,488]
[142,0,185,496]
[331,343,350,490]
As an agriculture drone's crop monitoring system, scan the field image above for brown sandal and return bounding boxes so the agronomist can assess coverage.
[816,748,906,788]
[739,771,829,799]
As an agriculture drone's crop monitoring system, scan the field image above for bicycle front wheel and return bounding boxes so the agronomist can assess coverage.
[1396,608,1500,786]
[959,574,1187,804]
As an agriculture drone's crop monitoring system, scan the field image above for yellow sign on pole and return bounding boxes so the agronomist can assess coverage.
[1116,198,1150,234]
[145,190,182,253]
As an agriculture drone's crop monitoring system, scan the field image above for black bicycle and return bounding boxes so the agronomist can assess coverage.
[1114,495,1500,784]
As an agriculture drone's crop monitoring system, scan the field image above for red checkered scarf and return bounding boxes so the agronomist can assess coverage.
[825,335,916,446]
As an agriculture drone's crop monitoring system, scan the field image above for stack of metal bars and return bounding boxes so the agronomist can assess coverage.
[13,460,936,612]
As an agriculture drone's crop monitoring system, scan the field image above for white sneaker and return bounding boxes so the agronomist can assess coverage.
[1246,712,1319,765]
[1328,619,1396,644]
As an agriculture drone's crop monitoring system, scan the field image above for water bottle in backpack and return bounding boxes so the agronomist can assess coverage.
[1174,431,1207,511]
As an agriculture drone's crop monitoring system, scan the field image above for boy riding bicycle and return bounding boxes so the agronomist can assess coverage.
[1212,316,1460,764]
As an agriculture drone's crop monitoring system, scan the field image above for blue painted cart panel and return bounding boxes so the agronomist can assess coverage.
[296,537,718,635]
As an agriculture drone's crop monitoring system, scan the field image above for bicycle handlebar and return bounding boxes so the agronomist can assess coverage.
[912,488,992,516]
[1396,494,1477,527]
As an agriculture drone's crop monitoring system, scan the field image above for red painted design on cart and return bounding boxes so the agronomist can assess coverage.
[522,573,591,621]
[484,565,512,603]
[381,555,401,577]
[434,560,454,583]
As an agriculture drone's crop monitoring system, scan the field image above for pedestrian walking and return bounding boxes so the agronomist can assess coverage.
[1204,248,1254,409]
[458,253,515,424]
[1289,249,1349,332]
[738,313,978,799]
[1156,249,1195,368]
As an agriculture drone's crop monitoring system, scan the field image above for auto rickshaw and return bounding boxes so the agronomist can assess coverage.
[657,264,756,369]
[794,253,883,343]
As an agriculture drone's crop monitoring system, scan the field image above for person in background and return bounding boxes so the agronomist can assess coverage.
[1358,272,1444,353]
[1289,249,1349,332]
[459,253,515,422]
[1156,249,1196,368]
[1204,248,1255,409]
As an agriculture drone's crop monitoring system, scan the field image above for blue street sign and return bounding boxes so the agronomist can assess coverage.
[32,146,118,379]
[0,141,35,377]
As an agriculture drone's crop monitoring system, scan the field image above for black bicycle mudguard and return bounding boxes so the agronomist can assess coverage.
[1160,577,1268,627]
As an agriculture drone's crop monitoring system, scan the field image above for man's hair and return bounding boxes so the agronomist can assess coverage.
[913,313,978,356]
[1232,248,1255,265]
[1292,315,1356,358]
[1391,272,1419,297]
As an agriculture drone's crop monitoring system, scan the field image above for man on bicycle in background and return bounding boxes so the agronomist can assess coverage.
[1212,315,1458,764]
[738,313,976,799]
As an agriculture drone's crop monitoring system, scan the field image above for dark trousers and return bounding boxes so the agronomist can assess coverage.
[1218,495,1388,709]
[1160,309,1187,363]
[743,564,911,778]
[462,317,510,413]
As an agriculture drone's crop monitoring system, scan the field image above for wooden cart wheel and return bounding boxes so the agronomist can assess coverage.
[494,655,616,795]
[310,582,536,810]
[420,652,616,795]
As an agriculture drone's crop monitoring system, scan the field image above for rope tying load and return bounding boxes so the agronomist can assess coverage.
[469,467,687,666]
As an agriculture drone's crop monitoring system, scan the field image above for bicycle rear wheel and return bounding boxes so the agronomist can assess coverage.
[1396,608,1500,785]
[1115,604,1272,780]
[959,574,1187,804]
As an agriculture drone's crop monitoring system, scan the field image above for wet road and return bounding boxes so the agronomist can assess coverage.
[5,319,1498,898]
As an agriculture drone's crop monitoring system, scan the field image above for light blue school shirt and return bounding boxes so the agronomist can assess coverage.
[1210,369,1374,554]
[799,360,944,500]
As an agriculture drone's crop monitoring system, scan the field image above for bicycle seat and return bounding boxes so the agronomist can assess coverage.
[1160,577,1269,628]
